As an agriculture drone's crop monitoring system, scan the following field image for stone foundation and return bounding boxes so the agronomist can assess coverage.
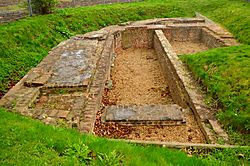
[0,15,238,144]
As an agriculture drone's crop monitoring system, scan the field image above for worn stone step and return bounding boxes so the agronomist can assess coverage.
[104,104,186,125]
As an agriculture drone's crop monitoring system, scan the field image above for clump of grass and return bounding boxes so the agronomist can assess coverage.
[97,150,124,166]
[63,141,93,164]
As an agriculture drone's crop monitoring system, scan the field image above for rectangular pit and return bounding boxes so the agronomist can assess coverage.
[95,26,207,143]
[163,26,224,55]
[105,48,173,106]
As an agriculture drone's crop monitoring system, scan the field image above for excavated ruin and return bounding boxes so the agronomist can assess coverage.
[0,13,239,146]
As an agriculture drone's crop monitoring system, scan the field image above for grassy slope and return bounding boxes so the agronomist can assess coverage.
[1,108,235,166]
[178,0,250,137]
[1,108,249,165]
[181,46,250,144]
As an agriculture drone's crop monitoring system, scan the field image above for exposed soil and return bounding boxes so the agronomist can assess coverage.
[106,48,173,105]
[170,41,209,55]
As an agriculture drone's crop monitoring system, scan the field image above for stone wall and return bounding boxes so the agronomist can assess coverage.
[154,30,189,108]
[162,26,225,48]
[153,29,211,141]
[0,0,141,23]
[120,26,151,49]
[0,11,27,23]
[163,26,202,42]
[0,0,24,7]
[58,0,140,8]
[201,28,225,48]
[117,25,165,49]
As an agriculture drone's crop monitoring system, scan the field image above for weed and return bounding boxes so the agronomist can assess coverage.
[198,148,250,165]
[137,9,145,16]
[64,141,92,164]
[55,26,74,39]
[97,150,124,166]
[11,100,17,108]
[57,118,68,128]
[54,89,68,94]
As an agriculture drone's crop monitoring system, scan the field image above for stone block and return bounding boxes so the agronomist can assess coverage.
[104,104,185,125]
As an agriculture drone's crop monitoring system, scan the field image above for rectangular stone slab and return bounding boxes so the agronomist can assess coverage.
[48,40,98,85]
[104,104,186,125]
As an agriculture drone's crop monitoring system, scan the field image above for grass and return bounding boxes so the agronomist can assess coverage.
[181,46,250,145]
[0,108,249,165]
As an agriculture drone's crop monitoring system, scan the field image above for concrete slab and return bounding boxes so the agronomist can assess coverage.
[104,104,186,125]
[48,40,98,85]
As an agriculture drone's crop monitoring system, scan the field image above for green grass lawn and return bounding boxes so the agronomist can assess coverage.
[181,45,250,145]
[0,0,250,164]
[0,108,249,165]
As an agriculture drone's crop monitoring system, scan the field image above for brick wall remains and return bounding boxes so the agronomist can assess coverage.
[1,0,141,23]
[58,0,140,8]
[0,11,27,23]
[0,0,25,7]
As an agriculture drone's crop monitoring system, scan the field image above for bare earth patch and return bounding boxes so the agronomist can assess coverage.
[170,41,209,55]
[106,48,173,105]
